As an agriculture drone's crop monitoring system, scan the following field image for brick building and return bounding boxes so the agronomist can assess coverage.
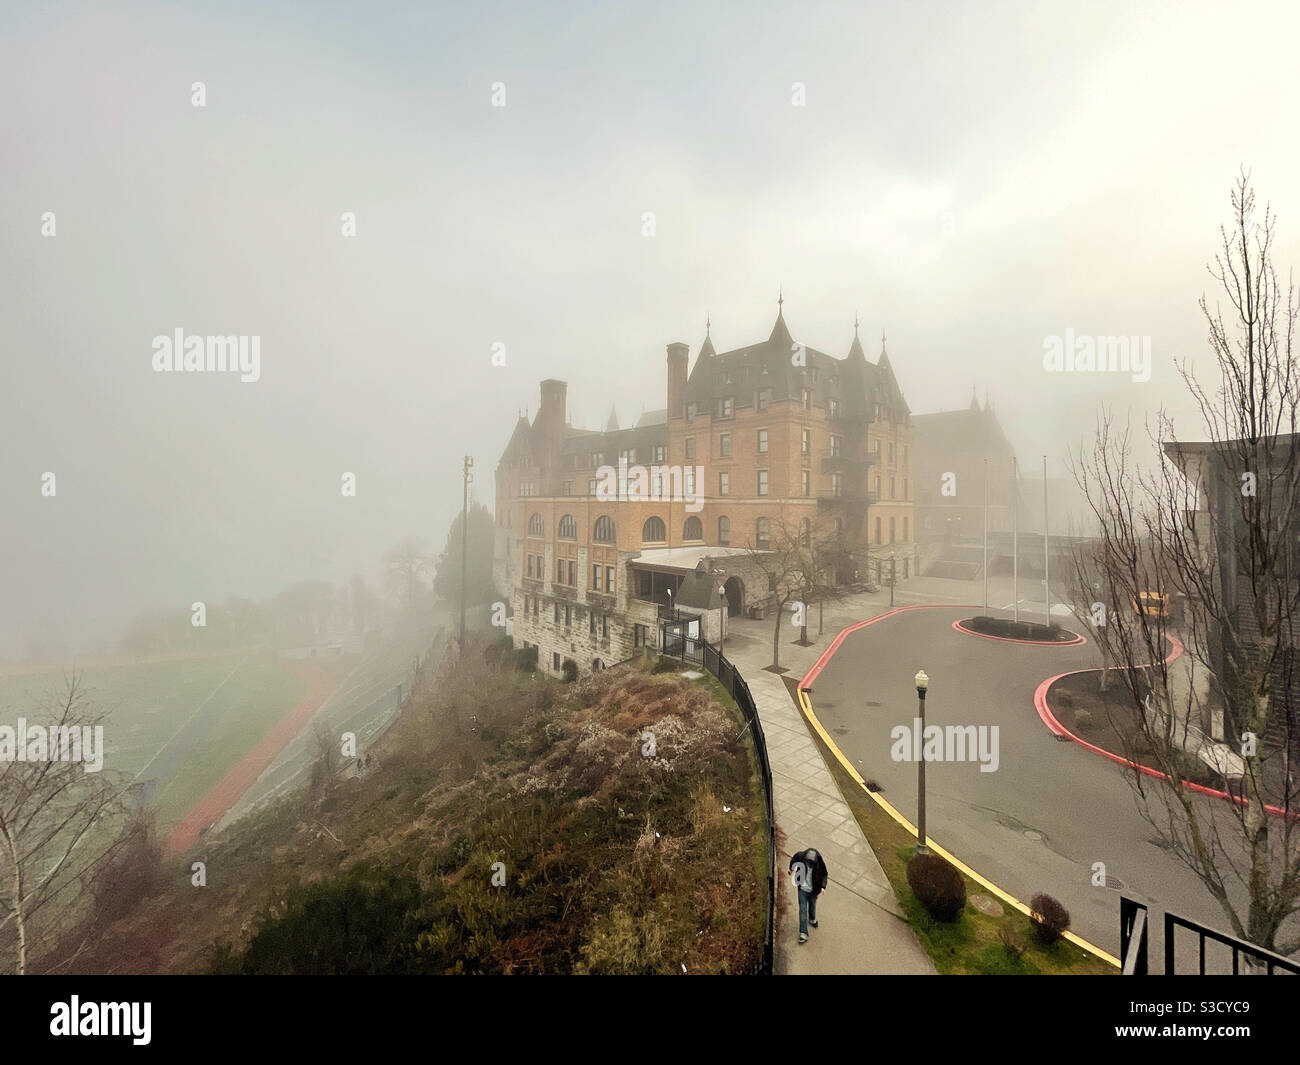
[494,303,916,676]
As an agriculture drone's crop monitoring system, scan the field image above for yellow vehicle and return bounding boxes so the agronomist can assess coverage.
[1133,591,1171,618]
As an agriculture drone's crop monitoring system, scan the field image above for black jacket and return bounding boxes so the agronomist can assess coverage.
[789,848,828,892]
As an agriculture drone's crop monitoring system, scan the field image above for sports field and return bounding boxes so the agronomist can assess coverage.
[0,650,353,832]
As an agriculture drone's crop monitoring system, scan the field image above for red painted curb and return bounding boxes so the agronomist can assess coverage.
[1034,636,1297,819]
[952,618,1087,646]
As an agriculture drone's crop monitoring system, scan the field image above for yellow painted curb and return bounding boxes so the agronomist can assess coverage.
[796,688,1121,970]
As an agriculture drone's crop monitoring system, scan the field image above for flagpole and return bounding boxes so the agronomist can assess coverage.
[1012,456,1019,623]
[1043,455,1049,627]
[983,458,989,614]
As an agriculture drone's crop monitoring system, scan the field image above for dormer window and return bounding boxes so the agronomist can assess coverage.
[719,396,734,418]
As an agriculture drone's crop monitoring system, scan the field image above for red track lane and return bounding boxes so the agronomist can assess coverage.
[165,660,338,855]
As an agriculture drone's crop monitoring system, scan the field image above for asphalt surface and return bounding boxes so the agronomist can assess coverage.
[807,603,1300,972]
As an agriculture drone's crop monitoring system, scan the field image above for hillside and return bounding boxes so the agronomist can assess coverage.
[48,636,769,975]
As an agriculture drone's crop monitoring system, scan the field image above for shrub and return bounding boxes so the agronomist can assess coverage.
[1029,893,1071,945]
[907,854,966,922]
[1074,708,1093,730]
[561,657,579,683]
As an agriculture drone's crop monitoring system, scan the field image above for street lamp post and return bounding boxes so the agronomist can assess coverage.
[914,668,929,855]
[717,584,727,658]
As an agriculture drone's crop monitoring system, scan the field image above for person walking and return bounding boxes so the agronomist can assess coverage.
[789,847,828,944]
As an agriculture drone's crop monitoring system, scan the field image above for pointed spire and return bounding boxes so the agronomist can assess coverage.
[848,312,866,360]
[878,330,892,368]
[970,387,980,411]
[606,404,619,432]
[699,313,716,358]
[769,290,792,347]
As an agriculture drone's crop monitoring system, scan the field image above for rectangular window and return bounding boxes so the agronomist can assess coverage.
[719,397,734,418]
[654,445,667,463]
[903,517,910,541]
[802,389,812,410]
[829,398,840,418]
[832,472,843,497]
[719,470,730,496]
[684,467,695,494]
[553,652,561,671]
[685,437,696,460]
[554,603,561,624]
[802,469,811,496]
[526,555,533,578]
[758,470,769,496]
[564,604,572,626]
[619,448,635,465]
[634,624,647,648]
[592,563,601,590]
[590,612,596,635]
[602,615,610,638]
[757,429,768,453]
[719,433,731,458]
[588,478,598,495]
[757,390,769,412]
[556,558,564,583]
[568,560,576,586]
[890,475,896,499]
[605,566,615,593]
[830,434,842,457]
[802,428,810,455]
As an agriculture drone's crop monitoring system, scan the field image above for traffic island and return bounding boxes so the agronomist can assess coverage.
[954,616,1086,646]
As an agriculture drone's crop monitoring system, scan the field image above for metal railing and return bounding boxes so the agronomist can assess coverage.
[1121,896,1300,974]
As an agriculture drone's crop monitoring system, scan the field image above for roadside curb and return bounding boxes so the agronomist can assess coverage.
[1034,636,1298,820]
[799,604,1122,969]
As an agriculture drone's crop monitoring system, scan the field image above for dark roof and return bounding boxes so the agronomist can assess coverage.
[681,311,907,419]
[912,401,1014,458]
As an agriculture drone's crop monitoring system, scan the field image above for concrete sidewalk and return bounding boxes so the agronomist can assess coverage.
[716,578,970,975]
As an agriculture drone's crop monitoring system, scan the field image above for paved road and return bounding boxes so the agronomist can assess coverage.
[805,602,1300,972]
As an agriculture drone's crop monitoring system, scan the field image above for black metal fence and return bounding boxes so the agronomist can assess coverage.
[699,640,776,975]
[1121,896,1300,975]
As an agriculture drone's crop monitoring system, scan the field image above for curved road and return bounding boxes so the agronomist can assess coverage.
[806,604,1298,972]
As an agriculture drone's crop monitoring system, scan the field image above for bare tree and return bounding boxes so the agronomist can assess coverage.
[743,513,837,669]
[383,537,433,610]
[1069,170,1300,955]
[0,677,126,974]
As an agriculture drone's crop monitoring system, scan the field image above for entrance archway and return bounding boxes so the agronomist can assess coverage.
[723,576,745,617]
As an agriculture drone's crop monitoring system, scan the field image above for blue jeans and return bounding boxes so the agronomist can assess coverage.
[797,887,818,935]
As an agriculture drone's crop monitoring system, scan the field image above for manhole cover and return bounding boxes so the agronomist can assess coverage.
[1023,830,1043,842]
[970,893,1004,917]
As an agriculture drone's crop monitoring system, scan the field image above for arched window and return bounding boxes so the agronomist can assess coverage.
[642,516,666,543]
[557,514,577,540]
[756,517,771,550]
[593,515,616,543]
[527,513,544,537]
[718,516,731,546]
[683,516,703,541]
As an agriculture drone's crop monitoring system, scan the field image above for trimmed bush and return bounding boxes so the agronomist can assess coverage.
[1029,893,1071,945]
[561,658,579,683]
[907,854,967,922]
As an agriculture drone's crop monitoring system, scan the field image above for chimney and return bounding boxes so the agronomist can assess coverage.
[537,379,567,491]
[667,342,689,419]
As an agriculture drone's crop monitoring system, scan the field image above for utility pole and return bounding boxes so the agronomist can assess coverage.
[460,454,473,660]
